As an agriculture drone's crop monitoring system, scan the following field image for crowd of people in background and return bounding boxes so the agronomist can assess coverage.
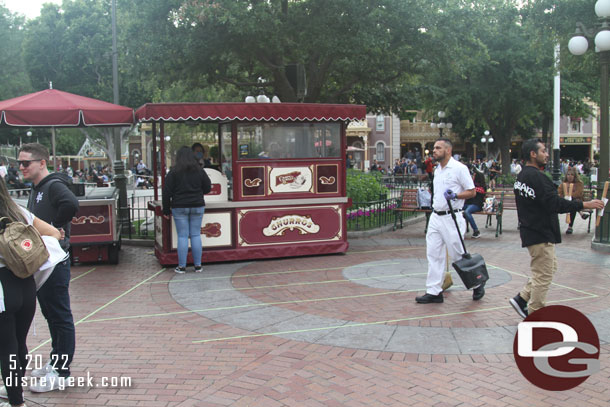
[368,148,598,187]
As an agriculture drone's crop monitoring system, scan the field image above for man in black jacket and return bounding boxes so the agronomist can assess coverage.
[18,143,79,391]
[510,139,604,319]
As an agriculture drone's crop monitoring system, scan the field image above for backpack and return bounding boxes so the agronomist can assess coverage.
[482,197,497,212]
[0,217,49,279]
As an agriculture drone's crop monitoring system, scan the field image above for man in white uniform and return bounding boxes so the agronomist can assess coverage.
[416,139,482,303]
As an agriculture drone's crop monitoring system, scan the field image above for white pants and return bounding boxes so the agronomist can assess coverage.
[425,212,466,295]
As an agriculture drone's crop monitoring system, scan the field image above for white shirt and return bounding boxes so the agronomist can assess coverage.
[432,157,474,212]
[0,165,7,179]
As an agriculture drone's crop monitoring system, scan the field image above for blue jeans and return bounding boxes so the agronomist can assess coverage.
[464,204,482,232]
[172,206,205,267]
[37,259,75,378]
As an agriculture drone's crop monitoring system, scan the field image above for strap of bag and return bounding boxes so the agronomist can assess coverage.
[446,198,469,256]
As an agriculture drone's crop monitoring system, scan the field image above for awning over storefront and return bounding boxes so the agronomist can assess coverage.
[135,103,366,123]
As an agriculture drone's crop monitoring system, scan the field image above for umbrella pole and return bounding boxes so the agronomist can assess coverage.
[52,127,57,172]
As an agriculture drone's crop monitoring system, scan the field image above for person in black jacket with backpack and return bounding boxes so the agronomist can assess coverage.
[163,146,212,273]
[509,139,605,319]
[0,177,62,407]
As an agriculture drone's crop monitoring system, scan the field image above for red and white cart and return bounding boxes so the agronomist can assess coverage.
[136,102,366,265]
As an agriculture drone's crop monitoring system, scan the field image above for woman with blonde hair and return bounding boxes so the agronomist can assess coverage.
[558,167,588,234]
[0,178,61,407]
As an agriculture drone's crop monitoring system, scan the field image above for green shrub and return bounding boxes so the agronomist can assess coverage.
[346,169,388,204]
[496,174,516,187]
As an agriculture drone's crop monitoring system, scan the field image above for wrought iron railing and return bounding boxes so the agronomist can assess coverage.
[347,197,414,231]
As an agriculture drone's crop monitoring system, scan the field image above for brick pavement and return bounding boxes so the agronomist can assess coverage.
[17,209,610,406]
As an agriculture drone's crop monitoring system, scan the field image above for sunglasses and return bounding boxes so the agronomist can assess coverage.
[18,159,42,168]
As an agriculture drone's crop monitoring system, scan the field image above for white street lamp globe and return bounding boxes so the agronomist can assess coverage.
[26,131,32,137]
[481,137,486,144]
[257,94,270,103]
[596,0,610,18]
[430,123,437,129]
[438,111,446,119]
[438,122,446,129]
[568,35,589,55]
[488,137,494,143]
[484,130,490,136]
[446,123,453,129]
[164,136,170,141]
[595,30,610,52]
[245,96,256,103]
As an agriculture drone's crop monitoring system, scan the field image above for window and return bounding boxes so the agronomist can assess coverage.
[568,117,582,134]
[376,142,385,162]
[376,115,385,131]
[236,123,340,159]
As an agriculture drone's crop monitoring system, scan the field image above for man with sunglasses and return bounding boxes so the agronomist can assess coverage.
[17,143,79,392]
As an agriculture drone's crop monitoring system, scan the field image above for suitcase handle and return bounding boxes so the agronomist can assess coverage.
[446,198,469,256]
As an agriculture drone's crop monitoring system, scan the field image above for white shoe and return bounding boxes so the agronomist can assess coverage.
[29,369,65,393]
[0,402,26,407]
[30,359,53,378]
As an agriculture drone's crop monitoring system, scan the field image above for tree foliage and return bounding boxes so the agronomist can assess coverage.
[0,0,604,168]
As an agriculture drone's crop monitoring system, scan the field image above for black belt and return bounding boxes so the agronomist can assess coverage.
[434,209,462,216]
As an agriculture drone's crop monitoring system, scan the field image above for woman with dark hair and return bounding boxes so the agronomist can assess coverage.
[0,178,60,407]
[191,143,212,169]
[558,167,587,234]
[463,169,487,238]
[163,147,212,273]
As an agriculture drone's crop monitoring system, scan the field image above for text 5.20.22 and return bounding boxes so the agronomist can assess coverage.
[9,354,68,371]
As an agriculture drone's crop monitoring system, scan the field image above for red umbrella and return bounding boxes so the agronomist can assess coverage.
[0,88,133,126]
[0,88,134,170]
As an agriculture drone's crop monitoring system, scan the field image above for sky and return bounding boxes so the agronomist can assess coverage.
[2,0,62,19]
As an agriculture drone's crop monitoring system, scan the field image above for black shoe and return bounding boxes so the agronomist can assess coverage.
[472,230,481,239]
[509,294,528,319]
[472,283,485,301]
[566,227,573,235]
[581,212,590,220]
[415,293,443,304]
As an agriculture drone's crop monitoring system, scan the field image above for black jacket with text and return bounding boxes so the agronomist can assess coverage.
[27,172,79,249]
[514,165,583,247]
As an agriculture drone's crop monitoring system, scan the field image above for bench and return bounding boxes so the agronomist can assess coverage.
[466,190,505,238]
[393,188,432,231]
[469,187,595,235]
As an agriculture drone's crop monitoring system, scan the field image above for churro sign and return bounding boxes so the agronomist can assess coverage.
[262,215,320,236]
[269,167,312,193]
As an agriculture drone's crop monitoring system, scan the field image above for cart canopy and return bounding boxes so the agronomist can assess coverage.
[135,102,366,123]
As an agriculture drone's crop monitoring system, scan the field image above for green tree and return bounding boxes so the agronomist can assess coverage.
[0,5,31,100]
[422,1,556,173]
[146,0,435,112]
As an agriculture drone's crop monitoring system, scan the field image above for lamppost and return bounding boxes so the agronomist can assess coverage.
[480,130,494,160]
[568,0,610,247]
[430,111,453,137]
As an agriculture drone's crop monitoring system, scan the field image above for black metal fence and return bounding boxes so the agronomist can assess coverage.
[122,192,156,240]
[347,196,418,231]
[380,175,431,199]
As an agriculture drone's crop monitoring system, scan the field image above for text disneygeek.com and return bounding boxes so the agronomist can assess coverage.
[4,372,132,390]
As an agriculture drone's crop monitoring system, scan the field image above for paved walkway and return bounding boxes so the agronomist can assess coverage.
[22,210,610,406]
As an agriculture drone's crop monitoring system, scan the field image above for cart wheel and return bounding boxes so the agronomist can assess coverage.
[108,244,119,264]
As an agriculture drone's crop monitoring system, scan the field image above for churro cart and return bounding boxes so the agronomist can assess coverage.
[70,186,121,264]
[137,102,365,265]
